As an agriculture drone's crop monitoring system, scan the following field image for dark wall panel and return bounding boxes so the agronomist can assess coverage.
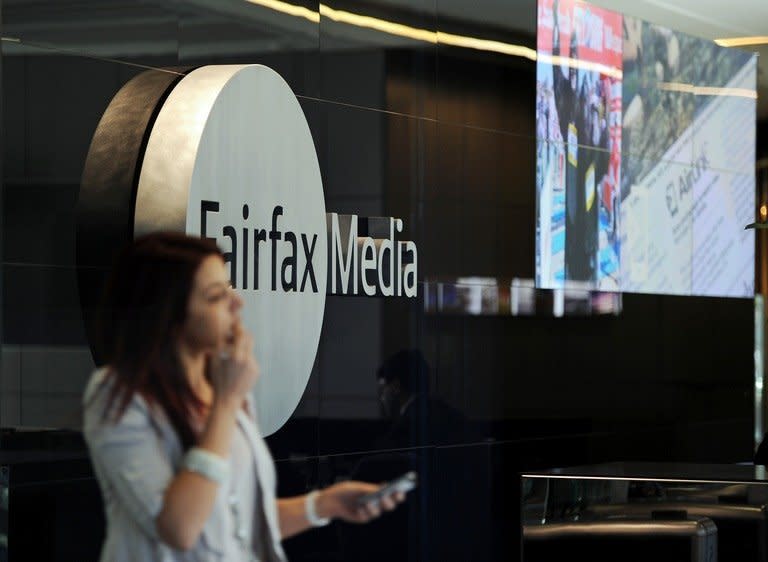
[0,1,760,561]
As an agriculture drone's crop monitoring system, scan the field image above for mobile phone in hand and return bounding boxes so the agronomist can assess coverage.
[357,471,418,507]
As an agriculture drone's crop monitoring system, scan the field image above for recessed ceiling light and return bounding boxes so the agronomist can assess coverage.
[715,36,768,47]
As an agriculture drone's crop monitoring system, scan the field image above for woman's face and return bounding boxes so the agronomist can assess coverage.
[180,254,243,354]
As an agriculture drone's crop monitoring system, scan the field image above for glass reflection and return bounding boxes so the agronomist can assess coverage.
[424,278,622,316]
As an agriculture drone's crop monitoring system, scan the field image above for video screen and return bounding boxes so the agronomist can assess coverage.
[535,0,757,298]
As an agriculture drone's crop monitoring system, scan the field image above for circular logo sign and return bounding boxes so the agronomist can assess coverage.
[135,65,327,435]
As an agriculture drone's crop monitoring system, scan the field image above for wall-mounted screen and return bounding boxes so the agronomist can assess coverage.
[535,0,757,297]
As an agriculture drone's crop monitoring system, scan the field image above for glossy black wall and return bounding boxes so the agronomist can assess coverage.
[0,1,756,561]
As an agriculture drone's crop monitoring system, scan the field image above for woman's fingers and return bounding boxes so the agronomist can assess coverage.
[239,328,255,362]
[354,506,372,522]
[362,501,381,519]
[357,495,396,518]
[209,323,259,400]
[228,323,253,366]
[379,494,396,511]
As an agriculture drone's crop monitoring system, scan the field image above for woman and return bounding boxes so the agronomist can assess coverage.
[83,231,404,561]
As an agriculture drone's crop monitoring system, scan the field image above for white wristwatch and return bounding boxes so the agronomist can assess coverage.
[182,447,229,484]
[305,490,331,527]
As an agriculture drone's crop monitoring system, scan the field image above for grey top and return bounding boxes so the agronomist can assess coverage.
[83,368,287,562]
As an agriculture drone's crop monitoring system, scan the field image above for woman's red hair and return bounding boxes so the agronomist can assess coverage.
[96,231,223,450]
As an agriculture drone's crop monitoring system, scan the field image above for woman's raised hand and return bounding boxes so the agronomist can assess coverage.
[208,322,260,407]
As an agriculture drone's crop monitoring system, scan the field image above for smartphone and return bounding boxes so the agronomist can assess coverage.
[357,471,418,506]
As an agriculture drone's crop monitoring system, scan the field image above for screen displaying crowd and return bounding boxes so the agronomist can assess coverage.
[535,0,757,298]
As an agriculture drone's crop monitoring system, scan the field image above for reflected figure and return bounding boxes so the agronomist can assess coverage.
[339,349,463,562]
[337,350,490,561]
[375,348,471,449]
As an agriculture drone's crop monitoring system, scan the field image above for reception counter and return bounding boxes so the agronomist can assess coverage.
[521,462,768,561]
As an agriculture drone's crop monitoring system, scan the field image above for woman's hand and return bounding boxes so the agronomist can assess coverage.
[207,322,259,408]
[316,481,407,523]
